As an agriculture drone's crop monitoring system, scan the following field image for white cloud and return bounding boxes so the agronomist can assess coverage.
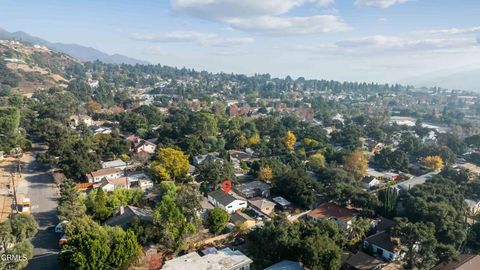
[354,0,407,8]
[416,26,480,36]
[170,0,349,35]
[337,35,475,51]
[291,34,479,56]
[225,15,350,35]
[131,31,254,47]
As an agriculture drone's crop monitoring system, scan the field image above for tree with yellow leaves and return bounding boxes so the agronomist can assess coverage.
[151,162,170,182]
[258,166,273,183]
[423,155,444,172]
[248,134,261,146]
[344,149,368,181]
[283,131,296,151]
[154,147,190,182]
[309,152,326,172]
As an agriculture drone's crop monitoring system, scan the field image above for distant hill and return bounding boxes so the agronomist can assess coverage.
[402,67,480,93]
[0,27,149,65]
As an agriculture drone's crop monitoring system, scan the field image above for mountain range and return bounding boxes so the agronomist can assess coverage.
[0,27,149,65]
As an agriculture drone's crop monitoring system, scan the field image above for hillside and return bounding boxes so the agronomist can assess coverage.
[0,40,77,94]
[0,27,149,65]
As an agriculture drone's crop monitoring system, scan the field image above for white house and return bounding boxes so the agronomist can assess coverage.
[135,140,156,155]
[362,177,381,190]
[207,189,247,213]
[95,177,130,192]
[364,231,404,261]
[87,168,123,183]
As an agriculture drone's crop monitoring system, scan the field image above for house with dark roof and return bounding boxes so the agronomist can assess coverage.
[363,231,403,262]
[344,251,384,270]
[306,202,356,230]
[230,212,255,229]
[432,255,480,270]
[207,189,247,213]
[234,181,271,199]
[105,205,153,230]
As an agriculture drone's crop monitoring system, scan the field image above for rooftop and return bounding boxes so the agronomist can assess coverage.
[208,189,244,206]
[307,202,355,222]
[364,231,400,253]
[264,260,305,270]
[89,167,122,178]
[162,247,252,270]
[432,255,480,270]
[272,196,291,207]
[345,251,383,270]
[392,172,437,191]
[101,159,127,169]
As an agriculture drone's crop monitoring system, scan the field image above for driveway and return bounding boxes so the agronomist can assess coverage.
[23,146,60,270]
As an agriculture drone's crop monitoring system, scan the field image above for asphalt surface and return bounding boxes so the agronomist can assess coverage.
[24,147,61,270]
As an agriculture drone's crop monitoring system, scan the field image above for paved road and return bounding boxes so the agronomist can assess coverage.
[23,147,60,270]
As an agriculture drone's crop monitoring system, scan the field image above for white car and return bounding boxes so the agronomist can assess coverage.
[55,221,68,234]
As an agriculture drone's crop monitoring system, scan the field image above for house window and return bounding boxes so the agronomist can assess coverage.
[376,248,384,257]
[228,206,232,208]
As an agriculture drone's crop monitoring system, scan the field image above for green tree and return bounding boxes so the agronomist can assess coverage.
[92,188,111,221]
[208,208,230,234]
[301,235,341,270]
[308,152,326,172]
[195,159,236,191]
[9,214,38,242]
[273,169,316,209]
[58,179,86,221]
[376,188,398,218]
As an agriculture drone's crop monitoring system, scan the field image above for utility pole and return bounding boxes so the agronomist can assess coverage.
[10,172,17,214]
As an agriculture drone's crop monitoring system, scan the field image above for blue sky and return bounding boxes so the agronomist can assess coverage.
[1,0,480,84]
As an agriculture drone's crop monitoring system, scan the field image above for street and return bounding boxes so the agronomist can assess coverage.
[23,145,60,270]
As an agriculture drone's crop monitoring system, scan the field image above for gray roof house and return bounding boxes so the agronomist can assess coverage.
[105,205,153,229]
[234,181,271,199]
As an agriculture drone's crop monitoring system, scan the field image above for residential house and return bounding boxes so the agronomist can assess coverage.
[344,251,384,270]
[105,205,153,230]
[162,247,252,270]
[193,152,221,166]
[234,181,271,199]
[456,163,480,176]
[363,231,403,261]
[248,198,276,217]
[307,202,355,230]
[362,176,381,190]
[199,197,215,220]
[101,159,127,170]
[69,114,93,127]
[264,260,304,270]
[134,140,156,155]
[272,196,291,210]
[228,150,259,171]
[75,182,95,193]
[230,212,256,229]
[87,168,123,183]
[431,254,480,270]
[207,189,247,213]
[392,172,437,192]
[95,177,130,192]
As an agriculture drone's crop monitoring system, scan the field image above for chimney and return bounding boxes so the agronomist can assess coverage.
[119,206,124,215]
